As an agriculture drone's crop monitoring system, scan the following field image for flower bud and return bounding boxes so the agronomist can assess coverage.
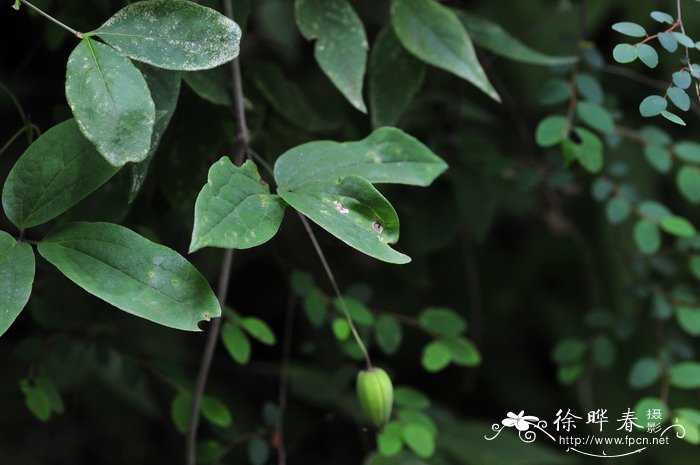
[356,367,393,427]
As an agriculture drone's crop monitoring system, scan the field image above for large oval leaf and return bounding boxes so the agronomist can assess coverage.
[390,0,500,102]
[457,12,577,66]
[249,61,336,133]
[66,37,156,166]
[38,222,220,331]
[129,64,181,202]
[295,0,368,113]
[190,158,286,253]
[92,0,241,71]
[2,119,120,229]
[277,176,410,264]
[369,26,426,128]
[273,127,447,188]
[0,231,35,337]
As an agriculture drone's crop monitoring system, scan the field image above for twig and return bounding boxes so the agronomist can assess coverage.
[275,292,296,465]
[296,213,373,370]
[186,249,235,465]
[602,65,668,90]
[18,0,82,37]
[185,2,249,464]
[0,126,27,157]
[460,230,483,347]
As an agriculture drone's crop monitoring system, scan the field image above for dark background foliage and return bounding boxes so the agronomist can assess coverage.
[1,0,700,464]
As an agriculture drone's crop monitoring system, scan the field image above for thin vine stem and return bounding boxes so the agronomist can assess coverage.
[247,140,374,371]
[275,292,296,465]
[185,2,248,464]
[18,0,82,37]
[0,126,27,158]
[296,213,373,370]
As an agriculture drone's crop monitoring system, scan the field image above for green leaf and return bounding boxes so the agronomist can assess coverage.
[674,141,700,163]
[398,410,437,436]
[377,422,404,457]
[2,119,119,229]
[636,44,658,68]
[612,22,647,37]
[417,307,466,337]
[677,166,700,203]
[629,357,661,389]
[421,341,451,372]
[20,379,51,422]
[633,220,661,255]
[672,32,695,48]
[335,297,374,326]
[183,66,231,106]
[591,177,614,200]
[576,73,604,103]
[670,362,700,389]
[278,176,410,264]
[661,110,685,126]
[197,440,222,463]
[0,232,34,337]
[190,158,285,253]
[552,338,586,363]
[294,0,368,112]
[677,307,700,336]
[658,32,678,52]
[394,387,430,409]
[129,64,181,203]
[290,270,314,296]
[369,26,426,128]
[375,316,403,355]
[303,288,327,327]
[634,397,668,425]
[391,0,500,102]
[534,115,567,147]
[332,318,350,340]
[640,198,673,216]
[539,79,570,105]
[247,437,270,465]
[201,395,232,428]
[605,197,631,224]
[250,61,336,133]
[677,415,700,444]
[651,11,674,24]
[612,43,638,63]
[457,12,576,66]
[566,127,603,173]
[66,37,155,166]
[273,127,447,188]
[659,215,695,237]
[592,335,616,369]
[673,70,691,89]
[35,376,64,415]
[644,144,672,173]
[221,322,251,364]
[668,87,690,111]
[38,221,220,331]
[401,423,435,459]
[689,256,700,280]
[92,0,241,71]
[442,336,481,366]
[639,95,667,117]
[576,101,615,134]
[240,317,276,345]
[171,392,191,434]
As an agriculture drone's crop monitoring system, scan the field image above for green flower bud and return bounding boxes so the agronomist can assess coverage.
[356,367,393,427]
